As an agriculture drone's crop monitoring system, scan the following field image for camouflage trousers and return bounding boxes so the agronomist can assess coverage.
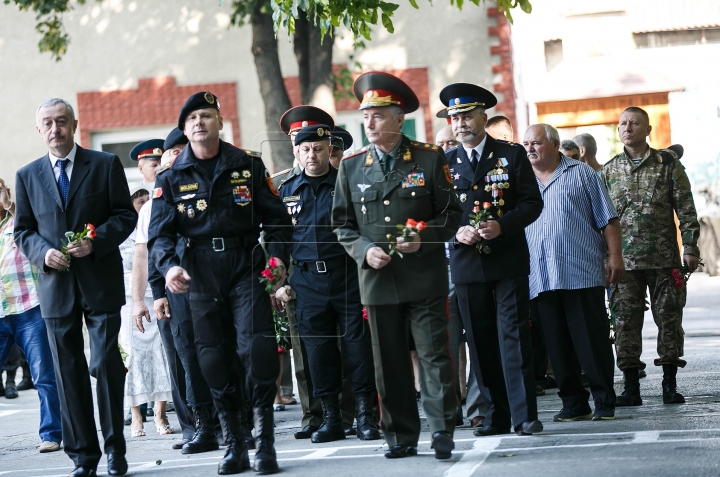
[609,268,687,370]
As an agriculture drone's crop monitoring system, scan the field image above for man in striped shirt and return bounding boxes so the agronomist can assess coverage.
[523,124,624,421]
[0,178,62,452]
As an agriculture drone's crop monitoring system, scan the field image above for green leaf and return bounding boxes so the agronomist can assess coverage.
[408,0,419,9]
[379,2,400,12]
[381,12,394,32]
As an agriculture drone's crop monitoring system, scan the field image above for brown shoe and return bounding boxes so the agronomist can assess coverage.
[278,395,297,405]
[39,441,60,453]
[470,416,485,428]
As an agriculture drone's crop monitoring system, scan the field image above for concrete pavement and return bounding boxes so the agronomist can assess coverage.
[1,273,719,476]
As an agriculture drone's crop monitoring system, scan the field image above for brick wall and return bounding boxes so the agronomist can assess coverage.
[488,7,519,140]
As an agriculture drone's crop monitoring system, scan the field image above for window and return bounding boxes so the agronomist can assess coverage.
[544,39,564,71]
[335,108,427,154]
[90,123,234,186]
[634,28,720,48]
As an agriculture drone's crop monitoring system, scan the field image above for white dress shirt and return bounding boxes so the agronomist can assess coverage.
[48,143,78,182]
[462,134,487,164]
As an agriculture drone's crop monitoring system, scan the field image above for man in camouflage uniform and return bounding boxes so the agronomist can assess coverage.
[602,106,700,406]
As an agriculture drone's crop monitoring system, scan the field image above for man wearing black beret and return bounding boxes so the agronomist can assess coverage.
[148,91,291,474]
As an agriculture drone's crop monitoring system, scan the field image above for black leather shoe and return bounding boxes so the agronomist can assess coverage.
[516,420,543,436]
[4,370,18,399]
[384,445,418,458]
[69,466,96,476]
[172,438,190,450]
[182,406,220,454]
[344,426,355,436]
[294,424,319,439]
[107,454,128,476]
[455,406,464,427]
[473,426,511,437]
[431,432,454,460]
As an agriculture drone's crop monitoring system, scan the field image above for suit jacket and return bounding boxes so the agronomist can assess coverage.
[14,145,137,318]
[447,135,542,284]
[332,135,462,305]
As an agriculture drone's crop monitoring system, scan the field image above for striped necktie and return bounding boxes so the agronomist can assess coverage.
[57,159,70,207]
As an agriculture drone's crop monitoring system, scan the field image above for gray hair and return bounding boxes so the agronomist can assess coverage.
[533,123,559,144]
[36,98,76,125]
[572,133,597,156]
[560,139,579,151]
[388,105,405,121]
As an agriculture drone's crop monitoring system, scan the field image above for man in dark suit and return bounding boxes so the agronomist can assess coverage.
[332,72,462,460]
[14,98,137,477]
[440,84,544,437]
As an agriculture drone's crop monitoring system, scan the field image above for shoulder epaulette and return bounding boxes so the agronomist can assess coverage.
[655,148,677,166]
[271,167,292,179]
[342,148,368,161]
[495,139,521,148]
[410,141,439,152]
[446,145,460,154]
[156,158,175,175]
[243,149,262,159]
[277,169,301,190]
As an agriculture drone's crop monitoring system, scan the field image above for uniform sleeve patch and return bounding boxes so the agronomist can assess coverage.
[443,164,453,184]
[265,169,279,196]
[152,187,163,199]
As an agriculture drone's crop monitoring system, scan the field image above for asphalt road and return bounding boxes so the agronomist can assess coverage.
[1,273,719,477]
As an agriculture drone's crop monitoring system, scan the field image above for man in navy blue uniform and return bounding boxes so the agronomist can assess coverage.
[148,91,291,475]
[441,83,544,437]
[276,125,379,444]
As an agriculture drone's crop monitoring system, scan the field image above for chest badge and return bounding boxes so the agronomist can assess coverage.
[460,193,467,202]
[358,184,371,192]
[177,203,186,214]
[231,171,240,179]
[243,170,251,178]
[196,199,208,211]
[233,186,252,206]
[402,171,425,188]
[292,217,298,226]
[187,205,196,218]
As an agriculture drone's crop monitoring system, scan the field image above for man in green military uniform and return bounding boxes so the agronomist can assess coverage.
[332,71,462,460]
[602,106,700,406]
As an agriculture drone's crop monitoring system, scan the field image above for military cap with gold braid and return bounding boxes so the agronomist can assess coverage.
[178,91,220,129]
[279,105,335,136]
[437,83,497,118]
[129,139,164,162]
[353,71,419,113]
[294,124,333,146]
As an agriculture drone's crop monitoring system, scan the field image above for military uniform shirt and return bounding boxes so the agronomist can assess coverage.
[601,146,700,270]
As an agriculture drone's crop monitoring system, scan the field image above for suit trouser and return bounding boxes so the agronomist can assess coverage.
[531,287,616,408]
[366,296,455,447]
[456,276,537,430]
[610,268,686,370]
[286,300,323,428]
[44,296,126,469]
[184,247,278,412]
[447,278,465,410]
[292,265,375,398]
[279,349,293,396]
[465,364,489,419]
[156,317,194,439]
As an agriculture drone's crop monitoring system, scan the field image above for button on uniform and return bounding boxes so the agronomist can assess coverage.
[385,216,391,222]
[383,200,390,205]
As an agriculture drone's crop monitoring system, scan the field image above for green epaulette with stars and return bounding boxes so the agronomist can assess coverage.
[409,141,439,152]
[342,147,368,161]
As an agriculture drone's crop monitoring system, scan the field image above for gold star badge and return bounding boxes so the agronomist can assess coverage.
[242,170,251,178]
[177,203,186,214]
[196,199,207,211]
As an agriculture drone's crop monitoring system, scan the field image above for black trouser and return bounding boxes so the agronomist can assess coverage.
[531,287,616,408]
[456,277,537,430]
[157,317,194,439]
[183,246,278,412]
[291,261,375,398]
[44,294,126,470]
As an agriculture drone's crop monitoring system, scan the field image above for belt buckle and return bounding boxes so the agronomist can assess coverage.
[212,237,225,252]
[316,261,327,273]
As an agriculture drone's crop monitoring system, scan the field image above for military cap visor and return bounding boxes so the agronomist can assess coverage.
[294,124,333,146]
[280,106,335,136]
[164,127,189,150]
[178,91,220,130]
[330,126,353,151]
[353,71,419,114]
[439,83,497,116]
[130,139,165,162]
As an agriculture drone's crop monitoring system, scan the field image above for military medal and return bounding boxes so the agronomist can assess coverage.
[187,205,195,218]
[243,170,251,178]
[361,205,367,215]
[402,148,412,162]
[460,193,467,202]
[196,199,207,211]
[231,171,240,179]
[292,217,298,226]
[177,203,186,214]
[365,153,373,166]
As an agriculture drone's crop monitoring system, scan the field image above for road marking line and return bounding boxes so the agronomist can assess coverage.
[298,448,338,459]
[443,436,503,477]
[491,436,720,454]
[0,410,22,418]
[633,431,660,443]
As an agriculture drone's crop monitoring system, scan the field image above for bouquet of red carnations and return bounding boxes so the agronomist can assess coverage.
[387,218,426,258]
[468,202,493,254]
[59,224,96,272]
[259,257,286,294]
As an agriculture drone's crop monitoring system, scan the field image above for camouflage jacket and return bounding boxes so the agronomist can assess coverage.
[601,146,700,270]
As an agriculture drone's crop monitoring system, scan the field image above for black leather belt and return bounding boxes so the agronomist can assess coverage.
[186,236,256,251]
[294,256,347,273]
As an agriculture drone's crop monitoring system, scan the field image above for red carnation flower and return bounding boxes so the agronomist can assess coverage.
[482,202,492,210]
[405,218,418,228]
[416,221,427,231]
[261,269,275,280]
[87,223,96,239]
[268,257,278,268]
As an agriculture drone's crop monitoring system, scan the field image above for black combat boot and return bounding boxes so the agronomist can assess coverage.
[17,362,35,391]
[253,407,279,474]
[4,369,18,399]
[662,365,685,404]
[217,411,250,475]
[355,393,381,440]
[183,406,220,454]
[616,367,642,406]
[311,395,346,443]
[239,403,255,449]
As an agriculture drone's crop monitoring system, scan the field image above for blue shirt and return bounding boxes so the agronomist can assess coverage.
[525,155,618,299]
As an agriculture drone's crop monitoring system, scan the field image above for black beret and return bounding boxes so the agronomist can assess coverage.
[331,126,353,151]
[164,127,189,150]
[178,91,219,129]
[129,139,164,162]
[294,124,333,146]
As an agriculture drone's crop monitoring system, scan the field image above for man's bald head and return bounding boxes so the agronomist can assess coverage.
[435,126,459,151]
